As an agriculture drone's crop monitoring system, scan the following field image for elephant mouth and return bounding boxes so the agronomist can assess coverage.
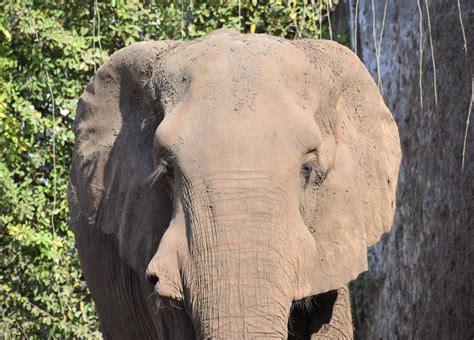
[288,290,339,339]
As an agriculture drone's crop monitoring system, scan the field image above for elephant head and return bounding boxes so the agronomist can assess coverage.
[69,29,400,339]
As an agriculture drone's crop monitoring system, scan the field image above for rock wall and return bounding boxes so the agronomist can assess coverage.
[348,1,474,338]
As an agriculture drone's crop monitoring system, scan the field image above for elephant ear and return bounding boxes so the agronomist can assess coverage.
[293,39,401,291]
[68,41,178,273]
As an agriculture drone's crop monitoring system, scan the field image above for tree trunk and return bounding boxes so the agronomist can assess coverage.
[348,0,474,338]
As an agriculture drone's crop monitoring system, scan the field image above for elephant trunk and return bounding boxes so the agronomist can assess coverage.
[180,173,294,338]
[186,247,292,339]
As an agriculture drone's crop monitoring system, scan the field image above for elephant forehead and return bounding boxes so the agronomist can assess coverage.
[160,34,320,115]
[158,85,321,170]
[165,44,317,124]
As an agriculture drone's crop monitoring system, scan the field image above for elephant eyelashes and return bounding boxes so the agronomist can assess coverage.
[149,159,175,192]
[157,161,175,198]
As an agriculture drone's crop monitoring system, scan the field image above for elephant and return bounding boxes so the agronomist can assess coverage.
[68,29,401,339]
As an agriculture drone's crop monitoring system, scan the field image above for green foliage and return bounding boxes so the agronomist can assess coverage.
[0,0,346,337]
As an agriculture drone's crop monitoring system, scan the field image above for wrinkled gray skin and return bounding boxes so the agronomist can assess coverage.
[68,29,400,339]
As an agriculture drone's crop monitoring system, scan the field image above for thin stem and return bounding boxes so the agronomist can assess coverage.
[417,0,424,112]
[462,79,473,172]
[424,0,438,108]
[354,0,359,54]
[327,1,333,40]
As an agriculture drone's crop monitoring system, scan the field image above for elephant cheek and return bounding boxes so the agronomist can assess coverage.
[289,219,322,300]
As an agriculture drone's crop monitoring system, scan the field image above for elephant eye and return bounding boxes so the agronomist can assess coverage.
[301,163,313,181]
[301,161,327,188]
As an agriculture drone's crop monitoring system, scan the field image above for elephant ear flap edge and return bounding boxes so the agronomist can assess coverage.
[293,39,401,289]
[68,41,178,273]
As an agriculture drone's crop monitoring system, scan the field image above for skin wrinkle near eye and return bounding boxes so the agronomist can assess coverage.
[292,120,322,155]
[151,266,184,302]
